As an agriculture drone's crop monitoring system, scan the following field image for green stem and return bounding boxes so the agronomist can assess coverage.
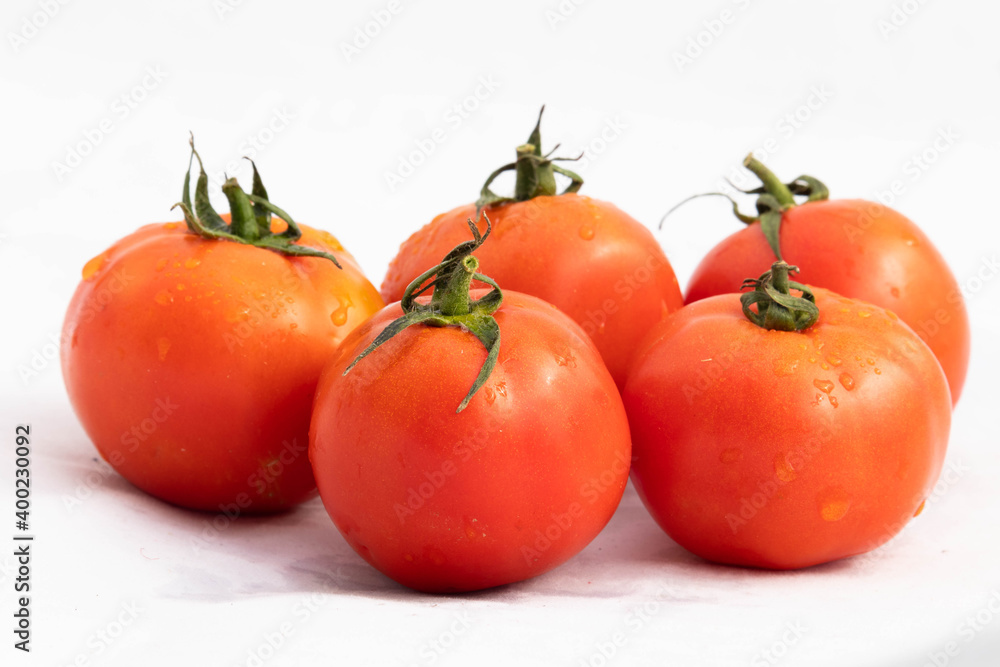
[222,177,260,241]
[344,218,504,413]
[474,106,584,215]
[173,135,341,267]
[743,155,795,208]
[432,256,478,316]
[739,261,819,332]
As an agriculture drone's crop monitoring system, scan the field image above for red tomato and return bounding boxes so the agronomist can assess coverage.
[624,264,951,569]
[311,223,631,592]
[61,146,384,512]
[684,158,969,405]
[382,108,682,388]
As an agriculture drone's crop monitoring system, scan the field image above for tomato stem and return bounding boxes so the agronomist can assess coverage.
[661,157,831,264]
[743,155,795,208]
[475,106,584,217]
[222,177,261,242]
[171,134,342,267]
[344,217,504,413]
[739,261,819,332]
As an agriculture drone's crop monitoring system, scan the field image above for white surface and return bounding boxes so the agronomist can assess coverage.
[2,1,1000,665]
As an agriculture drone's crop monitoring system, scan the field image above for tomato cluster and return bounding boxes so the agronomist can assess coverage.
[62,112,965,592]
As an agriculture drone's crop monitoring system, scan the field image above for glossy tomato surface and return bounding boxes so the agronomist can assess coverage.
[62,219,384,512]
[686,199,970,405]
[381,195,683,388]
[310,290,631,592]
[624,287,951,569]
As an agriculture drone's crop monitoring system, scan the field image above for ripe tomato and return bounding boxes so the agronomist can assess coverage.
[624,262,951,569]
[61,143,383,512]
[381,108,683,388]
[311,221,631,592]
[683,156,970,405]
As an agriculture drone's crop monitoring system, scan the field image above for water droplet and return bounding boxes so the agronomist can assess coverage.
[774,453,797,482]
[719,448,741,464]
[813,379,835,394]
[821,363,830,370]
[555,349,577,367]
[330,295,354,327]
[913,500,926,517]
[578,225,595,240]
[890,287,900,298]
[774,359,799,376]
[164,222,180,230]
[185,258,201,269]
[155,258,168,272]
[176,284,185,291]
[886,310,899,321]
[874,368,881,375]
[808,357,817,364]
[838,373,855,391]
[858,311,871,318]
[818,487,851,521]
[154,290,173,306]
[829,396,839,408]
[866,358,875,366]
[904,237,918,247]
[157,337,171,361]
[81,253,107,281]
[826,355,842,367]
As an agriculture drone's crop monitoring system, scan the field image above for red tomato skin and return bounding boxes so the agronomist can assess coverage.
[381,194,684,388]
[61,220,384,512]
[686,199,970,405]
[309,290,632,593]
[623,288,951,569]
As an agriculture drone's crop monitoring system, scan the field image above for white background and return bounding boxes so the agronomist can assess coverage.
[2,0,1000,665]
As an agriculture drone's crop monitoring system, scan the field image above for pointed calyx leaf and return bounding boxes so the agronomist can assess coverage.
[343,216,504,413]
[171,134,341,268]
[474,105,584,218]
[739,261,819,332]
[660,155,830,263]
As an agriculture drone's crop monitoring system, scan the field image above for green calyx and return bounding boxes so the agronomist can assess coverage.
[171,134,341,268]
[660,155,829,263]
[343,217,503,413]
[474,105,584,218]
[740,261,819,332]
